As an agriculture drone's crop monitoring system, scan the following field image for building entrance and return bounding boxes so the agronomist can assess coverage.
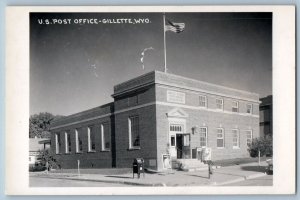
[176,134,183,158]
[176,133,191,159]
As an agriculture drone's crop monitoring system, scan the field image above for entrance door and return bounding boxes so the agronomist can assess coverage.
[176,134,183,159]
[176,134,191,159]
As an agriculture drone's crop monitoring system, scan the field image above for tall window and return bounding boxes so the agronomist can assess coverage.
[199,127,207,147]
[199,95,207,107]
[246,130,253,146]
[55,133,61,154]
[101,123,110,151]
[129,116,140,148]
[216,98,223,110]
[216,128,224,148]
[232,129,239,148]
[65,131,71,153]
[232,101,239,112]
[170,136,175,146]
[246,104,253,114]
[75,129,83,153]
[87,126,96,152]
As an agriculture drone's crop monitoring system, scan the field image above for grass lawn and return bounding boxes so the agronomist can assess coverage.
[213,156,271,167]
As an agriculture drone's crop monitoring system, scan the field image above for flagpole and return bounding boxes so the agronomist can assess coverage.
[163,13,167,73]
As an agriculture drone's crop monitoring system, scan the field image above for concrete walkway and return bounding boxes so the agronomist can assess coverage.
[30,161,270,186]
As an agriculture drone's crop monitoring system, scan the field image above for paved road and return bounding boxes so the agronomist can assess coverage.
[30,176,129,187]
[224,174,273,186]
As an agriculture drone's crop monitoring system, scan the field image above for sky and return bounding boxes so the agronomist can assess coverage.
[30,12,272,116]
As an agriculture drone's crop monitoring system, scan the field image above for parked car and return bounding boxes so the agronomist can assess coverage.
[29,157,46,172]
[266,159,273,175]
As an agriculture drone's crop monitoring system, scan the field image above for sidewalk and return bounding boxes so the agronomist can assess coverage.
[30,161,270,186]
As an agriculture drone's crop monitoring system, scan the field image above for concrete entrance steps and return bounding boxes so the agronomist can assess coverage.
[172,159,208,172]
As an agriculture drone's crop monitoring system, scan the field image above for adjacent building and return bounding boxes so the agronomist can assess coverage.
[29,137,51,167]
[50,71,260,171]
[259,95,273,138]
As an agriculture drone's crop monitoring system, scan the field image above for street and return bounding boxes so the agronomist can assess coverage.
[224,174,273,186]
[30,176,129,187]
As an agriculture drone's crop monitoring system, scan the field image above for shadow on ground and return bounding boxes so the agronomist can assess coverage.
[240,165,266,173]
[186,174,210,179]
[105,175,132,179]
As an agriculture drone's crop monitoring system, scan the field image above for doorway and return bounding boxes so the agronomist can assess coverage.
[176,134,183,159]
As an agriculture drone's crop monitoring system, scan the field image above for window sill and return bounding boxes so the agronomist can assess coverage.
[64,152,71,155]
[233,147,240,149]
[87,150,96,153]
[55,153,62,155]
[216,147,225,149]
[101,149,111,152]
[128,147,141,151]
[75,151,83,154]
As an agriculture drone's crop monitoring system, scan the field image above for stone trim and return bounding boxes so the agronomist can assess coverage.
[157,83,260,103]
[51,100,259,130]
[50,113,112,130]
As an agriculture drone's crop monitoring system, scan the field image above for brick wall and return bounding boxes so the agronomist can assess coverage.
[50,116,114,169]
[155,82,259,170]
[114,105,157,169]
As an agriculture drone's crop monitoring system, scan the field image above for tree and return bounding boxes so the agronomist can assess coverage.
[29,112,63,138]
[248,137,273,157]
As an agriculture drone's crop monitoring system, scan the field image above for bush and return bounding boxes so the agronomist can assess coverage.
[248,137,273,157]
[38,149,61,170]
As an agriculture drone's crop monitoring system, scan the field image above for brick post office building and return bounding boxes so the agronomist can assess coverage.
[50,71,260,171]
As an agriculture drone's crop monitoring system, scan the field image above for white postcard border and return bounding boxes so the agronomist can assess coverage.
[5,6,295,195]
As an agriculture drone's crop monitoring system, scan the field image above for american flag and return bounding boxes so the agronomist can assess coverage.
[165,20,185,33]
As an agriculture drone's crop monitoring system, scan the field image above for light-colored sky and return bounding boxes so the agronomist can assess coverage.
[30,12,272,116]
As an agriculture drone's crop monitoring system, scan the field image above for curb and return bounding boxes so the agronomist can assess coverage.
[245,172,267,180]
[210,177,245,186]
[213,172,267,186]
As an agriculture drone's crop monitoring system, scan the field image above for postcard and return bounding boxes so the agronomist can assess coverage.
[5,6,295,195]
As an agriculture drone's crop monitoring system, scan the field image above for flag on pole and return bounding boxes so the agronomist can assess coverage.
[165,20,185,33]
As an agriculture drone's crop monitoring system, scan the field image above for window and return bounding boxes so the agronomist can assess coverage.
[170,136,175,146]
[232,101,239,112]
[216,98,223,110]
[170,124,183,132]
[232,129,239,148]
[101,123,110,151]
[87,126,96,152]
[55,133,61,154]
[75,129,83,153]
[199,95,207,107]
[246,130,253,146]
[246,104,253,114]
[65,131,71,153]
[199,127,207,147]
[216,128,224,148]
[129,116,140,148]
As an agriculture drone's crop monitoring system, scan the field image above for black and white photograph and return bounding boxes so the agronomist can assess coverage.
[5,6,295,195]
